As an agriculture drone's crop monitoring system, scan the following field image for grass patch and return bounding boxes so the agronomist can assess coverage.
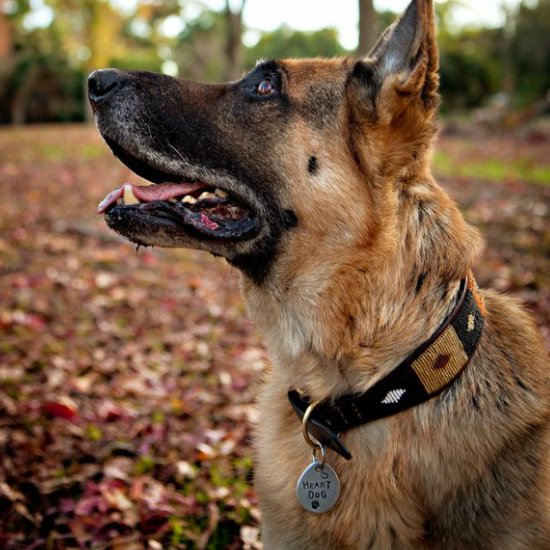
[531,166,550,185]
[39,143,66,160]
[433,151,550,186]
[38,142,106,161]
[81,143,105,159]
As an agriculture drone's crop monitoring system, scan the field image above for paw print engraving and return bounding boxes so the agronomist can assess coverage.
[311,500,320,510]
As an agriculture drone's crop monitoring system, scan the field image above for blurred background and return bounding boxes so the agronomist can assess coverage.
[0,0,550,123]
[0,1,549,549]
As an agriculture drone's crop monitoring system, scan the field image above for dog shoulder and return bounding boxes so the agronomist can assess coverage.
[481,289,550,386]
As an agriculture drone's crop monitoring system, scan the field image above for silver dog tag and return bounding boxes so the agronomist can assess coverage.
[296,459,340,514]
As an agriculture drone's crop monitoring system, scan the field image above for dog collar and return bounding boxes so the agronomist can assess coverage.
[288,273,486,460]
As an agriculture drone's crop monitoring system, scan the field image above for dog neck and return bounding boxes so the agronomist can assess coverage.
[243,177,483,401]
[287,273,486,459]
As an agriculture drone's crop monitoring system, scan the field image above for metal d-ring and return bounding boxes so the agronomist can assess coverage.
[302,400,321,450]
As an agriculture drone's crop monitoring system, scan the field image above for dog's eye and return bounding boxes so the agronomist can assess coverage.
[256,78,274,96]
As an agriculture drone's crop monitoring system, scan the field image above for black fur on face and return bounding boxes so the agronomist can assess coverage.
[91,63,299,284]
[308,156,319,175]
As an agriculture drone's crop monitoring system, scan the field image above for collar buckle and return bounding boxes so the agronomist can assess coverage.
[288,389,352,460]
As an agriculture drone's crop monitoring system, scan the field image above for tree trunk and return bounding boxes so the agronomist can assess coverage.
[83,73,93,123]
[501,4,516,102]
[0,0,12,58]
[224,0,246,81]
[84,0,121,122]
[11,65,39,125]
[357,0,377,57]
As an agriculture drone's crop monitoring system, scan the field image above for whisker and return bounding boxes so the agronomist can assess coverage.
[168,142,186,162]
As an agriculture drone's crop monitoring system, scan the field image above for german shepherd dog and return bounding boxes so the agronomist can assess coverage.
[89,0,549,547]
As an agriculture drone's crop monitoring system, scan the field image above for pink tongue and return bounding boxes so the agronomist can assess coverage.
[97,182,206,214]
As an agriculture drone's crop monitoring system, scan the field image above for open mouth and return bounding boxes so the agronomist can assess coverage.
[97,138,259,241]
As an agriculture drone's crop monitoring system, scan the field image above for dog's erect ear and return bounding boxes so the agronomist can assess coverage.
[351,0,439,119]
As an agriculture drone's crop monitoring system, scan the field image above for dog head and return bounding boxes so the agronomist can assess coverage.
[91,0,443,284]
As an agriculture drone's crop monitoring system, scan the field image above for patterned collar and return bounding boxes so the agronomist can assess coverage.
[288,273,486,459]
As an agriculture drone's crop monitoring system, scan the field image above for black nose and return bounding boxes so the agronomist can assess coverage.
[88,69,124,103]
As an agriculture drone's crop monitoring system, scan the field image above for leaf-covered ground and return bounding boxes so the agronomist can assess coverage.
[0,125,549,549]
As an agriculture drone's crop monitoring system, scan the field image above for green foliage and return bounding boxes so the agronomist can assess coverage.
[134,455,156,475]
[245,26,347,66]
[109,51,163,73]
[0,25,84,123]
[86,424,103,441]
[512,0,550,105]
[1,0,550,123]
[433,150,550,186]
[439,28,502,110]
[175,10,228,82]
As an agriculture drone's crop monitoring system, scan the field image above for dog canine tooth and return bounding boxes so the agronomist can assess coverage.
[181,195,198,204]
[123,184,140,205]
[215,188,228,198]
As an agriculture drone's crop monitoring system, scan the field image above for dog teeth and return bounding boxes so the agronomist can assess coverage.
[198,191,217,201]
[215,188,228,198]
[123,184,140,205]
[181,195,197,204]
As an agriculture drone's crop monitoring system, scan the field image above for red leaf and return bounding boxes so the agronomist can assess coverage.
[42,400,78,420]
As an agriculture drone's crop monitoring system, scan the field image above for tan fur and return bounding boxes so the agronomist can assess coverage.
[242,1,550,548]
